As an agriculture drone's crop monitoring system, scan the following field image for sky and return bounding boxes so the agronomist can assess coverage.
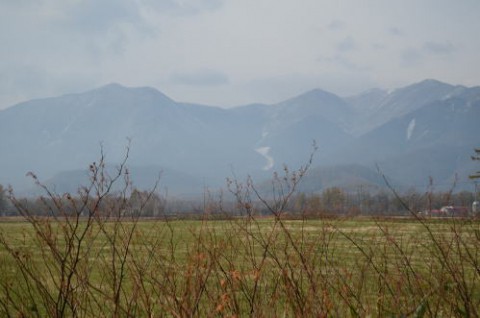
[1,0,480,109]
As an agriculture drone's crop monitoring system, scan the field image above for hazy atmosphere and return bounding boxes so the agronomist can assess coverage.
[1,0,480,109]
[1,2,480,316]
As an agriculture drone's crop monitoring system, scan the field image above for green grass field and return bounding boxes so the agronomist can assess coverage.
[1,216,479,317]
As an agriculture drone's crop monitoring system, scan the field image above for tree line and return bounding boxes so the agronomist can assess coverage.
[0,184,476,218]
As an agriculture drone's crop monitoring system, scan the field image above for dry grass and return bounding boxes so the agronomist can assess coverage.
[1,216,479,317]
[0,146,479,317]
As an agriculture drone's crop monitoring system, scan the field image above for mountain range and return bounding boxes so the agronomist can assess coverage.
[0,79,479,196]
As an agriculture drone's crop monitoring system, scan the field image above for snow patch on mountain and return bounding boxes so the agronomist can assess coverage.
[255,146,274,170]
[406,118,416,140]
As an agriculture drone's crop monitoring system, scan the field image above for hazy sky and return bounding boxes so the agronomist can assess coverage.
[1,0,480,109]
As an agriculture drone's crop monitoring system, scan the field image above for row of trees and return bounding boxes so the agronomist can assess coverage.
[0,188,164,217]
[0,184,477,218]
[290,187,476,217]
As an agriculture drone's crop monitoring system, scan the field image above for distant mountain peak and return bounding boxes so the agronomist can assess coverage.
[403,78,453,91]
[417,78,446,85]
[0,78,478,194]
[281,88,346,107]
[98,82,126,90]
[92,83,175,104]
[92,83,132,95]
[299,88,340,99]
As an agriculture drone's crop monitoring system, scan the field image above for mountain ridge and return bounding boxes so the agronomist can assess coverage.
[0,79,478,195]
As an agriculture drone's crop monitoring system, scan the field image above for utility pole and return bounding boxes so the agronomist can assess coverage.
[474,181,478,200]
[469,148,480,216]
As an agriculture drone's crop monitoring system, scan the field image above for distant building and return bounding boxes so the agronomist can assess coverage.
[440,206,469,217]
[473,201,479,215]
[420,206,470,217]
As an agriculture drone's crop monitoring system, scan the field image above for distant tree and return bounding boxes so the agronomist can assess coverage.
[305,194,322,215]
[353,185,373,213]
[372,190,391,215]
[129,188,165,217]
[0,184,7,216]
[321,187,346,214]
[453,191,474,207]
[293,193,306,213]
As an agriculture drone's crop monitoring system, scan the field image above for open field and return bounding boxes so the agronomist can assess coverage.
[1,216,479,317]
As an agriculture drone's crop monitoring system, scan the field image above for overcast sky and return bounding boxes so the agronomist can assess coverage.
[1,0,480,109]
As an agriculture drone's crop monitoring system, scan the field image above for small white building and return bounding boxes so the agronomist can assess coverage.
[473,201,480,215]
